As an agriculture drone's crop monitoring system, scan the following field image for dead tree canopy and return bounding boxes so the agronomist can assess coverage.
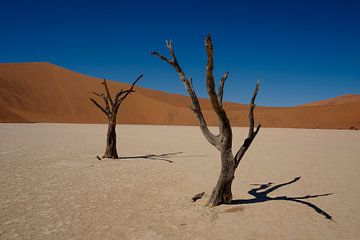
[151,34,261,206]
[90,75,143,121]
[90,75,143,158]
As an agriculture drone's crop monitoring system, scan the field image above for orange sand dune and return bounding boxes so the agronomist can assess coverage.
[299,94,360,107]
[0,62,359,129]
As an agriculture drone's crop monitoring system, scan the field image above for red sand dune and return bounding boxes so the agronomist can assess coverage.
[299,94,360,107]
[0,62,359,129]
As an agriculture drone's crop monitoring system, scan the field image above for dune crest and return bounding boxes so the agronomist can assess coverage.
[299,94,360,107]
[0,62,359,129]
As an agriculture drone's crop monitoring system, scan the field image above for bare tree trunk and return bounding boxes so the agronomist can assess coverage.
[207,150,235,206]
[104,118,118,158]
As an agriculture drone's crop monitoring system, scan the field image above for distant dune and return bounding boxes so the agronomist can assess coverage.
[299,94,360,107]
[0,62,359,129]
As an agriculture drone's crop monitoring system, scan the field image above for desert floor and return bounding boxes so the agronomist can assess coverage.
[0,124,359,240]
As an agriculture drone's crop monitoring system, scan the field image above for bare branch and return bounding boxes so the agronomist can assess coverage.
[217,72,229,107]
[113,88,124,106]
[114,74,143,112]
[114,89,133,112]
[90,91,110,115]
[205,34,232,143]
[150,51,174,66]
[234,81,261,168]
[90,98,109,117]
[120,74,143,101]
[151,39,220,150]
[102,78,114,109]
[166,40,172,50]
[248,80,260,138]
[205,34,221,111]
[102,95,111,115]
[166,40,178,64]
[204,34,219,109]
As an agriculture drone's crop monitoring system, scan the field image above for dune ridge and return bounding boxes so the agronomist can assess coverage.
[299,94,360,107]
[0,62,359,129]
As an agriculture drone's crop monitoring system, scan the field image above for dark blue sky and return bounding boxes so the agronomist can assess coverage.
[1,0,359,106]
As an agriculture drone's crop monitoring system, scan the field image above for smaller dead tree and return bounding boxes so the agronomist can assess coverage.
[90,75,143,158]
[151,34,261,206]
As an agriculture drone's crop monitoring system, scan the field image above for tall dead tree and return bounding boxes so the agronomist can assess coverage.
[90,75,143,158]
[151,34,261,206]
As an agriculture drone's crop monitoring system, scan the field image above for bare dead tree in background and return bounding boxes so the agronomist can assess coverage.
[151,34,261,206]
[90,75,143,158]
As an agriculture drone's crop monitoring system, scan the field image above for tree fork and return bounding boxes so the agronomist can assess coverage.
[152,34,261,206]
[90,75,143,159]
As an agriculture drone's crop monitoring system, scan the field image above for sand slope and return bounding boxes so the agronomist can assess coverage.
[299,94,360,107]
[0,62,359,129]
[0,124,359,239]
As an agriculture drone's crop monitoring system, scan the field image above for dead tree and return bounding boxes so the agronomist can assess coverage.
[90,75,143,158]
[151,34,261,206]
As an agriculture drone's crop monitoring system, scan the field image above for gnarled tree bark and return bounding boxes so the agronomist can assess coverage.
[90,75,143,158]
[151,34,261,206]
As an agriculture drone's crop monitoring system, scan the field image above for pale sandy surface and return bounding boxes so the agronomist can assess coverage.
[0,124,359,240]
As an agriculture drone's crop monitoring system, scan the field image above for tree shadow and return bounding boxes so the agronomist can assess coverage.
[116,152,182,163]
[115,152,206,163]
[231,177,334,221]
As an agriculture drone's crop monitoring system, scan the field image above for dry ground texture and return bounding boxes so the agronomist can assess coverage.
[0,124,359,240]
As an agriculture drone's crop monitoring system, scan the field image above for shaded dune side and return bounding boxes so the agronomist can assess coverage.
[0,62,359,129]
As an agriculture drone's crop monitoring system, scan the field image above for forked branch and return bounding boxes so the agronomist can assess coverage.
[91,91,111,115]
[151,41,220,150]
[114,74,143,113]
[90,75,143,117]
[152,34,262,207]
[234,81,261,168]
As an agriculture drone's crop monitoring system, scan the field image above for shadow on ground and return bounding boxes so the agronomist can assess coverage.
[231,177,334,221]
[116,152,206,163]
